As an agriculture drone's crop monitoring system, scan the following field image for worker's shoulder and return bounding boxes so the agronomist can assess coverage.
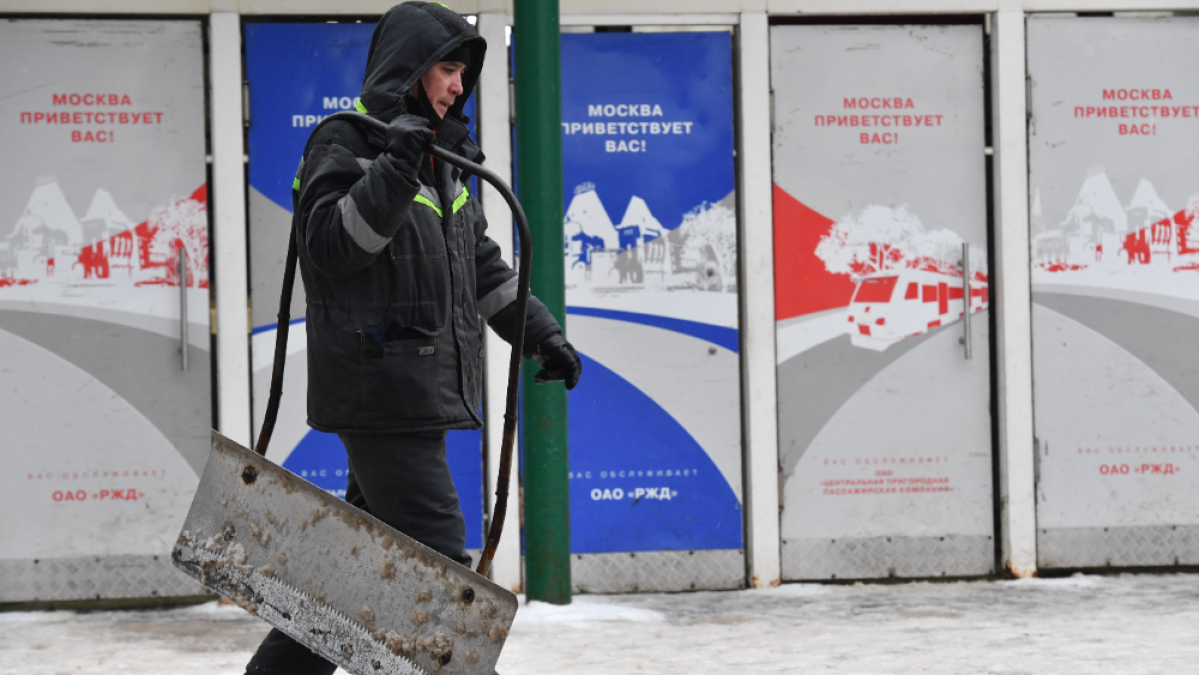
[306,118,374,157]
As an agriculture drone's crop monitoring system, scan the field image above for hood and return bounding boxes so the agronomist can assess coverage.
[359,2,486,122]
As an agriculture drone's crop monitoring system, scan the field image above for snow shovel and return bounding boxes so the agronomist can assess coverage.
[172,110,531,675]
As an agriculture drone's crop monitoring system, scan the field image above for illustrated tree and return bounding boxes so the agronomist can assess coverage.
[143,194,209,286]
[816,204,923,276]
[815,204,978,277]
[677,201,738,292]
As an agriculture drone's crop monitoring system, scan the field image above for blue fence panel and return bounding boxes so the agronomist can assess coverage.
[561,32,742,554]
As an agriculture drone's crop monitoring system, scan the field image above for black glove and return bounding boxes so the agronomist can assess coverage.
[532,334,582,390]
[385,114,434,174]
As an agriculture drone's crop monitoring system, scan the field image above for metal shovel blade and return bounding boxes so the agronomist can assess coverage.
[172,432,517,675]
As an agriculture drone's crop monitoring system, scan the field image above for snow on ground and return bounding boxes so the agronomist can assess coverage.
[3,573,1198,675]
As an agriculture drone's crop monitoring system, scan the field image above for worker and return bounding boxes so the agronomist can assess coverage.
[245,3,581,673]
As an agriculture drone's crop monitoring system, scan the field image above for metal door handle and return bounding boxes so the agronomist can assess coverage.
[961,242,972,360]
[179,248,188,371]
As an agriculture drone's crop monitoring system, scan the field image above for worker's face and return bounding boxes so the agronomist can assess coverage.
[420,61,466,118]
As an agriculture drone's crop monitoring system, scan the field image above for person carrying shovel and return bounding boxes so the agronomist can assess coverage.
[244,3,581,673]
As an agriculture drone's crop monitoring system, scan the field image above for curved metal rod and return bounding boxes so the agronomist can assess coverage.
[252,229,298,458]
[255,110,532,578]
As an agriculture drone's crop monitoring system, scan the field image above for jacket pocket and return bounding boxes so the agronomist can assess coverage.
[387,226,450,331]
[357,326,445,425]
[306,319,364,430]
[389,215,446,260]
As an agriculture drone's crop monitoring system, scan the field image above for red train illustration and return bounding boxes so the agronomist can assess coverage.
[847,266,989,350]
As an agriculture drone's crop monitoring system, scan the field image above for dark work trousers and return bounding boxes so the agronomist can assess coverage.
[245,430,469,675]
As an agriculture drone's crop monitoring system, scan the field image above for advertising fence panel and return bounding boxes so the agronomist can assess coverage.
[560,31,744,592]
[771,24,994,580]
[0,20,210,601]
[245,22,484,559]
[1027,16,1199,568]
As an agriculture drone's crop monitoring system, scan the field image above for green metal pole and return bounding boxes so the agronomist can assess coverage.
[513,0,571,604]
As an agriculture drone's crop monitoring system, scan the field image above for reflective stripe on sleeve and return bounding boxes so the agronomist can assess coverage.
[477,275,519,319]
[337,193,391,254]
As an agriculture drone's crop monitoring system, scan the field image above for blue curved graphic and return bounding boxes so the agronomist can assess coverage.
[252,316,305,335]
[282,429,349,497]
[568,353,742,553]
[282,427,483,548]
[567,306,738,353]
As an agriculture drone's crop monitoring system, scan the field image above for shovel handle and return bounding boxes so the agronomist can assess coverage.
[252,222,298,458]
[255,111,532,579]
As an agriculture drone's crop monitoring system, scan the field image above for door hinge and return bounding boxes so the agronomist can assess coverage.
[1025,75,1032,120]
[768,88,775,135]
[1033,437,1042,488]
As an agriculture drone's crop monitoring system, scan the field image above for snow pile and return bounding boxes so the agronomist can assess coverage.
[515,595,666,624]
[181,599,263,620]
[0,610,52,625]
[4,574,1199,675]
[758,582,830,598]
[998,573,1101,589]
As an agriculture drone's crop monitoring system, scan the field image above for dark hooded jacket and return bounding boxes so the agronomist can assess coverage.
[293,1,560,434]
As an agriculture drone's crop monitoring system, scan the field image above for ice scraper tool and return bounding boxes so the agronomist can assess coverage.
[172,111,532,675]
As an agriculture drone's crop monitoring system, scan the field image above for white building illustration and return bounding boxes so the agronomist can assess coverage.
[1033,169,1199,271]
[563,183,737,294]
[0,177,208,289]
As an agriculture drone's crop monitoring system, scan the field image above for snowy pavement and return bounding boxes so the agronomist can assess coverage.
[3,573,1198,675]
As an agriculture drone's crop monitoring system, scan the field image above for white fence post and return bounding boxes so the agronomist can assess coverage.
[476,10,523,594]
[990,8,1037,578]
[209,12,252,447]
[736,10,782,589]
